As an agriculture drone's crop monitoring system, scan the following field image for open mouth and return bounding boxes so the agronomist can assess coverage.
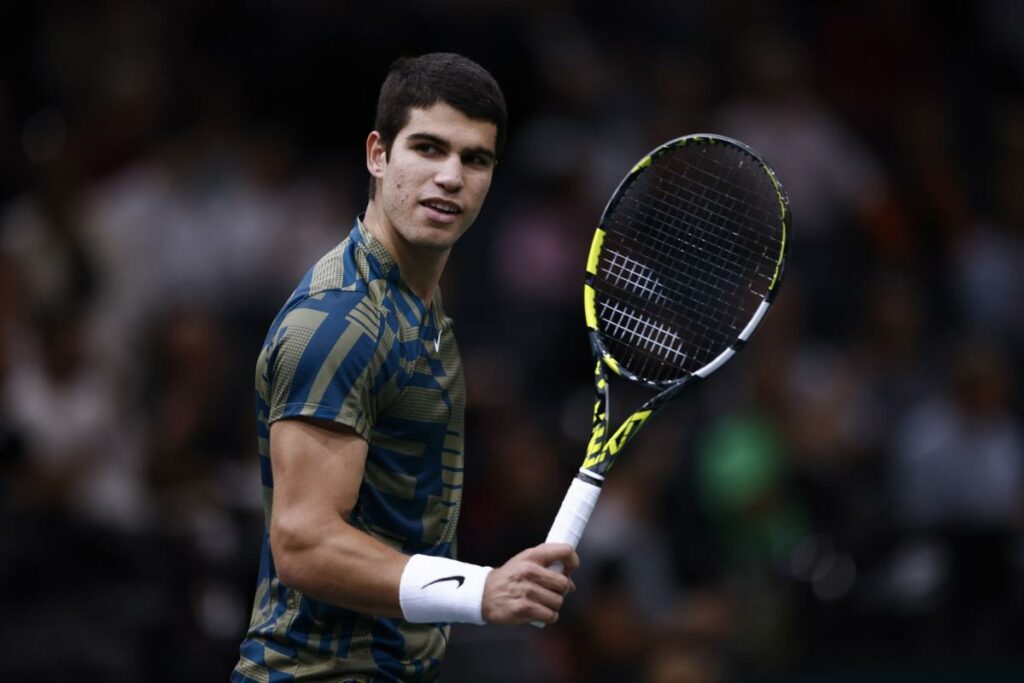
[420,198,462,216]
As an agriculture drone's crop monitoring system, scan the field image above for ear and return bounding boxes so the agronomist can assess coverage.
[366,131,387,180]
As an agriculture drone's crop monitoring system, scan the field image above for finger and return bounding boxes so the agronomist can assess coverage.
[529,565,573,594]
[561,550,581,576]
[526,603,558,625]
[528,584,565,612]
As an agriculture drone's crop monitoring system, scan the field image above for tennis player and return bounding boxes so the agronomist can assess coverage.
[232,53,579,682]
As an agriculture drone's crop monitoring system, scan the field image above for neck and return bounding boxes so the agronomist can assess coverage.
[362,201,449,304]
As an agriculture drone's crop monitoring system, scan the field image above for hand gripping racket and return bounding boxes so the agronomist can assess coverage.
[538,134,790,622]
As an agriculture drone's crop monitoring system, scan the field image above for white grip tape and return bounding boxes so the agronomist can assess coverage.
[399,554,492,625]
[545,476,602,549]
[532,476,602,628]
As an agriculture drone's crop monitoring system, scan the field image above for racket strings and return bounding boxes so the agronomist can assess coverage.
[595,142,785,384]
[614,156,774,370]
[629,182,776,275]
[597,297,687,366]
[605,208,763,318]
[626,178,778,326]
[638,152,782,285]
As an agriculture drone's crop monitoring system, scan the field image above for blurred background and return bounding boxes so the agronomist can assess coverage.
[1,1,1023,681]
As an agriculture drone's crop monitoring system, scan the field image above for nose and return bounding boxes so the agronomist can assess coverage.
[434,154,463,193]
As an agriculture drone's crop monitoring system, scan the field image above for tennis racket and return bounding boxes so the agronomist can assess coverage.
[538,134,791,620]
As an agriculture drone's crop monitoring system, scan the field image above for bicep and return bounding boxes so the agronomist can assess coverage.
[270,418,368,528]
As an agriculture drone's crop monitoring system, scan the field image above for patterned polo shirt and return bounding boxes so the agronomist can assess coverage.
[233,217,466,682]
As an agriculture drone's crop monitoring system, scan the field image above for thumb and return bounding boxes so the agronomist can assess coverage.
[524,542,575,566]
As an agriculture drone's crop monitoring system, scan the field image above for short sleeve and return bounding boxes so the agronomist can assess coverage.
[264,291,385,439]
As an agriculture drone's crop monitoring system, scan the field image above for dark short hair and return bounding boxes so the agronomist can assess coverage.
[368,53,507,199]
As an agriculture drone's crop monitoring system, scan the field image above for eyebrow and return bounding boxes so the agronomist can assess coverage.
[406,132,496,163]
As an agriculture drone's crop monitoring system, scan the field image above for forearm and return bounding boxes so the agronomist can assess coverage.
[271,513,408,617]
[272,514,494,624]
[272,510,578,626]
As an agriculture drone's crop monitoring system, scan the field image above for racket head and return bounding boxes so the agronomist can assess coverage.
[584,134,791,390]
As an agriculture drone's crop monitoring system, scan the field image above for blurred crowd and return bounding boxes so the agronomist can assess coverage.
[2,1,1023,681]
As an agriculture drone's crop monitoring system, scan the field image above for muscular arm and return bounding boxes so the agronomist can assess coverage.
[268,417,408,617]
[268,417,581,623]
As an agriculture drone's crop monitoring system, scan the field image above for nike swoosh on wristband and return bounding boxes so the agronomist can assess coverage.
[421,575,465,589]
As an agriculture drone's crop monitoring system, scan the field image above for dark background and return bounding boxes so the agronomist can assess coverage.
[2,1,1023,681]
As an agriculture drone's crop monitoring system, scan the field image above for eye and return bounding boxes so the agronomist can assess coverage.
[465,153,494,169]
[414,142,442,156]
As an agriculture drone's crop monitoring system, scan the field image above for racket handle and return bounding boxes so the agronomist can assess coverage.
[545,475,602,548]
[532,474,602,628]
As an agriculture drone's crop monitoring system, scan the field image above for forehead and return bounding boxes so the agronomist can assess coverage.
[399,102,498,152]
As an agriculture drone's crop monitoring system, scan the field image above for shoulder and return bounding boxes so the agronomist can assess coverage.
[269,289,386,363]
[273,227,390,343]
[258,288,392,429]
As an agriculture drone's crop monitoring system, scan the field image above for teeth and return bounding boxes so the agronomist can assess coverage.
[425,201,458,214]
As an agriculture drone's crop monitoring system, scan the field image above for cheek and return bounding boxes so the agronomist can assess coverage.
[469,178,493,211]
[384,171,409,208]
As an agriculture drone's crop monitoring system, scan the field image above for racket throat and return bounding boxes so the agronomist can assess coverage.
[605,408,653,455]
[575,468,605,487]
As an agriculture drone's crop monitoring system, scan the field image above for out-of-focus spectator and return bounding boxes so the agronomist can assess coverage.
[952,102,1024,343]
[2,306,146,530]
[0,252,28,511]
[143,306,236,527]
[0,188,95,315]
[892,342,1022,532]
[888,340,1023,653]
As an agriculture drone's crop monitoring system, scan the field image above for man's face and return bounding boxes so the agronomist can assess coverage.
[368,102,497,252]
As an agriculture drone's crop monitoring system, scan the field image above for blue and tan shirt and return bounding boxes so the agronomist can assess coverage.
[234,218,465,682]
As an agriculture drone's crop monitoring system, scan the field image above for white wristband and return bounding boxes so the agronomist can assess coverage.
[399,554,492,625]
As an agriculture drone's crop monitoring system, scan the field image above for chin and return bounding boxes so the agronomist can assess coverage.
[409,223,465,250]
[408,239,453,252]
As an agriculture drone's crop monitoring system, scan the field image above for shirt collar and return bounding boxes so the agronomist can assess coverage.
[353,215,399,284]
[353,215,442,326]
